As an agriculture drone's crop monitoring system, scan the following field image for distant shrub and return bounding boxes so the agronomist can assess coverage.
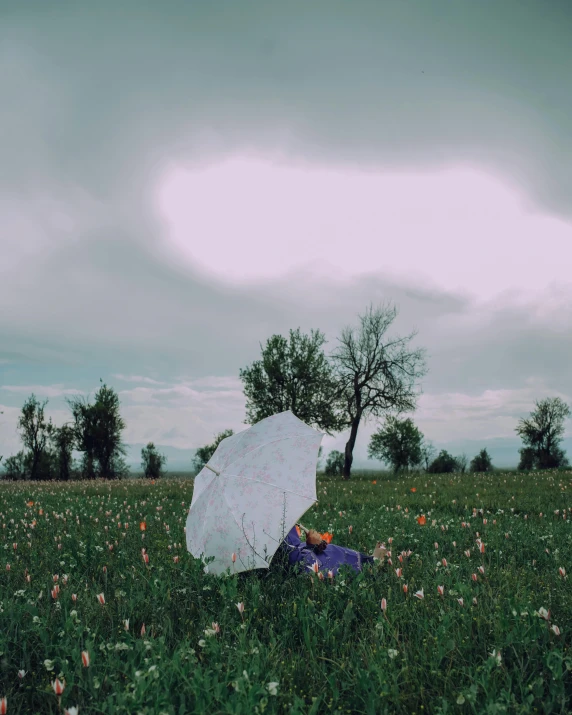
[427,450,457,474]
[470,448,494,473]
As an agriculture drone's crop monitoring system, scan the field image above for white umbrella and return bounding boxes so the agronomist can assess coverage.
[186,410,324,575]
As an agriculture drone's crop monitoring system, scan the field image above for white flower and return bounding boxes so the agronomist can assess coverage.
[198,639,206,648]
[266,682,279,696]
[387,649,398,659]
[44,659,55,671]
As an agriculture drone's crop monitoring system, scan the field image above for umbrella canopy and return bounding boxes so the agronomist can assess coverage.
[186,410,324,575]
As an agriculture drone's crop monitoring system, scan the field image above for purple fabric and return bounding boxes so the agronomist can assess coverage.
[278,525,374,576]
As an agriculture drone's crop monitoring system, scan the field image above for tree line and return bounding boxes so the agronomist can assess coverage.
[1,301,570,481]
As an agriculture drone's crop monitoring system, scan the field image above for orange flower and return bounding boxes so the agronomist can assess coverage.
[26,501,34,507]
[372,480,377,484]
[410,488,416,493]
[416,515,426,525]
[321,532,333,544]
[140,521,146,531]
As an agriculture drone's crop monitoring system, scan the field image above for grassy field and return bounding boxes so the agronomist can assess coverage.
[0,469,571,714]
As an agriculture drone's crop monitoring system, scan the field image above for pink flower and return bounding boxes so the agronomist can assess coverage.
[478,566,485,575]
[141,623,146,636]
[327,570,334,580]
[464,550,470,558]
[437,585,444,596]
[551,624,561,636]
[395,568,402,578]
[211,622,220,634]
[441,558,447,567]
[236,602,245,615]
[348,525,353,534]
[457,597,464,607]
[403,584,408,594]
[311,561,319,574]
[0,697,6,715]
[96,593,105,605]
[81,651,90,667]
[414,588,424,600]
[559,567,566,577]
[52,678,65,696]
[434,542,439,550]
[472,573,477,582]
[381,598,387,612]
[71,594,77,602]
[479,542,485,554]
[232,553,237,563]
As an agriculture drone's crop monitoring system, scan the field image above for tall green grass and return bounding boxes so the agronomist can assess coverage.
[0,469,571,713]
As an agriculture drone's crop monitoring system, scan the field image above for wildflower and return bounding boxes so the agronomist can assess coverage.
[372,480,377,485]
[236,602,245,615]
[388,537,393,544]
[140,521,146,531]
[381,598,387,612]
[471,573,477,582]
[311,561,319,574]
[489,649,502,665]
[64,708,79,715]
[411,487,416,493]
[72,594,77,602]
[44,660,55,671]
[478,566,485,575]
[321,532,333,543]
[96,593,105,605]
[348,525,353,534]
[0,698,6,715]
[442,558,447,567]
[434,542,439,550]
[141,623,146,636]
[142,553,149,565]
[479,542,485,554]
[437,585,444,596]
[327,570,334,580]
[267,682,279,696]
[464,550,470,558]
[52,678,65,696]
[232,553,236,563]
[51,588,58,600]
[387,648,398,659]
[551,624,561,636]
[416,515,426,525]
[473,597,477,605]
[81,651,90,667]
[18,670,26,679]
[211,622,220,634]
[395,568,402,578]
[173,556,179,563]
[414,588,424,600]
[537,607,550,621]
[559,567,566,577]
[457,597,464,607]
[123,619,129,631]
[403,584,408,594]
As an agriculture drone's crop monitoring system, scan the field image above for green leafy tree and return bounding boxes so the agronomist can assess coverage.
[141,442,167,479]
[17,395,54,480]
[324,450,344,477]
[67,380,128,479]
[516,397,571,471]
[329,301,428,479]
[51,424,77,481]
[1,451,30,481]
[427,449,458,474]
[193,429,234,473]
[239,328,346,435]
[470,448,493,473]
[367,416,423,474]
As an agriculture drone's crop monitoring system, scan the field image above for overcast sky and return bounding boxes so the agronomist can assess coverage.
[1,0,571,469]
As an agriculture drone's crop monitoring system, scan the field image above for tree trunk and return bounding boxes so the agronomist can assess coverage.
[342,415,361,480]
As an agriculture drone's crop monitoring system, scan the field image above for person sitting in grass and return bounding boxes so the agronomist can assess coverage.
[277,523,388,577]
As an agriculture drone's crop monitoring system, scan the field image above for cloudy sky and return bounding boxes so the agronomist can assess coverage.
[1,0,571,470]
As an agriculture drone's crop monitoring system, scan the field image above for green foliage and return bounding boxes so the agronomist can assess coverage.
[454,453,468,473]
[427,449,458,474]
[193,429,234,473]
[17,394,54,480]
[470,448,494,473]
[324,449,345,476]
[516,397,571,471]
[0,470,571,713]
[50,424,76,481]
[141,442,167,479]
[1,450,30,481]
[367,416,424,474]
[239,327,345,435]
[67,379,128,479]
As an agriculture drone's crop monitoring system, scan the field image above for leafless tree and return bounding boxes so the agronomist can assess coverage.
[329,301,429,479]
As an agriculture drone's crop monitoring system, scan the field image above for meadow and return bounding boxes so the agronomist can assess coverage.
[0,469,571,714]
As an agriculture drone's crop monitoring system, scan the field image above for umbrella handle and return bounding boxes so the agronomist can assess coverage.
[297,522,309,533]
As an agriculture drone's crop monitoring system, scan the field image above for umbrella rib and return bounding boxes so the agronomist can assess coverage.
[221,473,316,501]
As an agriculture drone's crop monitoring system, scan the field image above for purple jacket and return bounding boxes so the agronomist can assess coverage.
[278,525,374,576]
